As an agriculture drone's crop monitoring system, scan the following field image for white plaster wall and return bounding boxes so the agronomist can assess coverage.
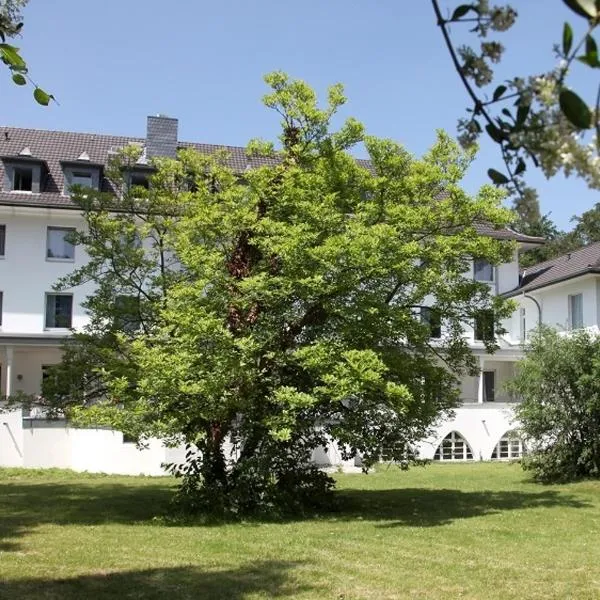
[417,405,519,461]
[0,408,24,467]
[22,420,72,468]
[0,207,92,334]
[70,429,169,476]
[496,250,519,294]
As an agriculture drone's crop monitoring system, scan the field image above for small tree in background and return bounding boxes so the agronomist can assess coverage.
[41,73,515,515]
[509,327,600,482]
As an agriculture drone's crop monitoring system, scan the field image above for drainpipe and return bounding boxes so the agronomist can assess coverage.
[522,293,542,327]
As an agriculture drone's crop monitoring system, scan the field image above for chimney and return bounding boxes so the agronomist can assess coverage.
[146,114,178,159]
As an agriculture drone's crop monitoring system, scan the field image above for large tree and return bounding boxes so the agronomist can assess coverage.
[43,73,515,515]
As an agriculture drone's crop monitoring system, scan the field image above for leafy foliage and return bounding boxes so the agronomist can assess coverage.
[509,327,600,482]
[0,0,53,105]
[42,73,515,515]
[434,1,600,233]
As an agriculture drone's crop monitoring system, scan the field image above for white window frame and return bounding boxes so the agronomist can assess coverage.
[433,431,474,461]
[44,293,73,329]
[491,430,525,460]
[473,258,494,282]
[46,226,76,262]
[568,293,584,330]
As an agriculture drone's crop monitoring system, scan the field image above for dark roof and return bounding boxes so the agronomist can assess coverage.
[0,127,280,210]
[504,241,600,297]
[472,222,545,245]
[0,126,546,249]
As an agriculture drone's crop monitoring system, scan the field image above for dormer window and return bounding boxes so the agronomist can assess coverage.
[13,166,33,191]
[61,160,102,196]
[71,171,93,189]
[2,156,45,193]
[130,173,149,189]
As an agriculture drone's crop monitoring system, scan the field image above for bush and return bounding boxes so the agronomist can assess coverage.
[509,327,600,482]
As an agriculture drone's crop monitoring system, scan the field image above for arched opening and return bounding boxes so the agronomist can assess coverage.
[433,431,474,461]
[491,430,525,460]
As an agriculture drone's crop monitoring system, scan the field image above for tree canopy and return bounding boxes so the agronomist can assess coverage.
[41,73,515,515]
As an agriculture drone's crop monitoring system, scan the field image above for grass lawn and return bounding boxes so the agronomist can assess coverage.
[1,463,599,599]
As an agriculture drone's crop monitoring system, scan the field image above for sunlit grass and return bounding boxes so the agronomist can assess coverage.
[1,463,599,599]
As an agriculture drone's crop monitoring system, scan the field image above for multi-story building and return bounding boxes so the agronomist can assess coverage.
[0,115,581,474]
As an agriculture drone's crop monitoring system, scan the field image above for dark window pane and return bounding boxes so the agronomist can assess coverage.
[0,224,5,256]
[474,310,494,341]
[474,258,494,282]
[13,167,33,191]
[45,294,73,328]
[421,306,442,338]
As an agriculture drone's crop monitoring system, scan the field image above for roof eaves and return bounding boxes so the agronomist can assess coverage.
[502,267,600,297]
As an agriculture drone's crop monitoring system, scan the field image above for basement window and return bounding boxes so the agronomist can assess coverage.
[491,430,525,459]
[433,431,474,461]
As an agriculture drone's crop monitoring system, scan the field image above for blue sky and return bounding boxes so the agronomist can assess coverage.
[4,0,597,229]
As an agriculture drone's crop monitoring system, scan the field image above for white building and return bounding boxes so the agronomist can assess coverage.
[0,116,585,474]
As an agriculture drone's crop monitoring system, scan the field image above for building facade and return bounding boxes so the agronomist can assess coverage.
[0,116,585,474]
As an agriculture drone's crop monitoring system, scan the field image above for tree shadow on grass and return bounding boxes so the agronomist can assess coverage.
[0,480,175,551]
[0,562,308,600]
[0,478,591,551]
[335,487,590,527]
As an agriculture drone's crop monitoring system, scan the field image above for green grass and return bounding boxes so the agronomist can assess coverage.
[1,463,599,599]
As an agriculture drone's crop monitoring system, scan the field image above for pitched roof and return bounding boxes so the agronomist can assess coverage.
[504,241,600,297]
[0,125,545,246]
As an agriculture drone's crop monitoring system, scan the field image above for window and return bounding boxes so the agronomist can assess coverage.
[519,307,526,342]
[130,174,149,190]
[47,227,75,260]
[474,310,494,341]
[13,167,33,191]
[45,294,73,328]
[114,295,142,333]
[491,430,525,459]
[433,431,473,461]
[71,171,93,188]
[0,291,3,326]
[474,258,494,282]
[421,306,441,339]
[569,293,583,330]
[483,371,495,402]
[0,224,5,256]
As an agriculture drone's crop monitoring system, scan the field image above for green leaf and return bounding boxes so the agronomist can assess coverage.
[33,87,53,106]
[514,159,526,176]
[11,73,26,85]
[487,168,509,185]
[562,0,598,18]
[516,103,530,127]
[451,4,474,20]
[578,34,600,67]
[492,85,507,102]
[485,124,504,143]
[559,89,592,129]
[563,22,573,56]
[0,43,25,69]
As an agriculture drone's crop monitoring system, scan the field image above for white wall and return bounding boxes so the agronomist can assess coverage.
[416,405,519,461]
[0,207,92,334]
